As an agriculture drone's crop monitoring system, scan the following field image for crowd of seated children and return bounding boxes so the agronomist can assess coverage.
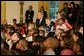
[1,2,83,55]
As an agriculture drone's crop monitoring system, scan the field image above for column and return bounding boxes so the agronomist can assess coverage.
[19,1,24,24]
[1,1,6,24]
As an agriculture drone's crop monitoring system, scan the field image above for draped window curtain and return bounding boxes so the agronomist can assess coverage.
[49,1,59,19]
[38,1,65,20]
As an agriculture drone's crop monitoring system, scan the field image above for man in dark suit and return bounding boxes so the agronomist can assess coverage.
[40,6,47,19]
[36,12,45,28]
[62,3,69,19]
[25,5,34,24]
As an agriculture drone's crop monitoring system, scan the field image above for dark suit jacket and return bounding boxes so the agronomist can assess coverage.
[25,10,34,22]
[36,18,45,27]
[42,11,47,19]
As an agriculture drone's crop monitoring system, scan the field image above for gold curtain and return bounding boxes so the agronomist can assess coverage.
[1,1,6,24]
[58,1,65,11]
[38,1,49,17]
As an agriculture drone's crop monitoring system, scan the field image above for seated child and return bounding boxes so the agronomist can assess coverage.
[56,18,69,32]
[55,12,72,30]
[39,30,45,37]
[25,29,34,42]
[28,22,35,31]
[45,17,54,33]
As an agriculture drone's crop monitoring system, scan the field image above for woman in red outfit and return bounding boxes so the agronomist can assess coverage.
[55,11,72,30]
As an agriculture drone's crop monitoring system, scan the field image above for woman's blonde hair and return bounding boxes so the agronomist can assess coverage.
[46,37,59,49]
[17,39,28,50]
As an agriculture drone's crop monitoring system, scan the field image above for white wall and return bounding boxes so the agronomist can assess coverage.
[6,1,20,25]
[6,1,38,25]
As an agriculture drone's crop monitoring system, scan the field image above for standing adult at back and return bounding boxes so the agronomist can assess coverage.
[68,2,76,27]
[40,6,48,19]
[62,3,69,20]
[25,5,34,24]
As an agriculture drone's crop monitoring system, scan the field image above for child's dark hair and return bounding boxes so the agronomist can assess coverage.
[70,2,75,8]
[59,17,65,23]
[47,32,55,37]
[56,11,62,14]
[45,17,51,21]
[51,21,55,26]
[64,2,68,5]
[39,30,45,34]
[34,36,45,42]
[13,19,17,22]
[73,31,83,38]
